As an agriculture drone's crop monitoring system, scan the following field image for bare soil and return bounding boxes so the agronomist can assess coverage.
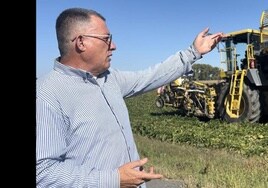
[146,179,185,188]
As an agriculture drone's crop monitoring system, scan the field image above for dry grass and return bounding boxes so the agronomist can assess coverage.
[134,134,268,188]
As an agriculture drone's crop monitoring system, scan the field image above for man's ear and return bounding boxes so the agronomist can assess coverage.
[76,36,86,51]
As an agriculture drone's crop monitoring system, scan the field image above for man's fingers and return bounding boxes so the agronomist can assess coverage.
[126,158,148,169]
[139,166,163,179]
[211,32,225,43]
[141,170,163,180]
[200,27,209,37]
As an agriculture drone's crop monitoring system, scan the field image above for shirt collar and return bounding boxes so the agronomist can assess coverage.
[53,57,109,83]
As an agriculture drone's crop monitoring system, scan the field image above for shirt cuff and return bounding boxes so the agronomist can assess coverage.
[190,44,202,63]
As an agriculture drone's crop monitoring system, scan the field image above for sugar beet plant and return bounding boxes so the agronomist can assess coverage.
[126,91,268,156]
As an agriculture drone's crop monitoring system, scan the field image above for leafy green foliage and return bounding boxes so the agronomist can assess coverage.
[126,91,268,156]
[192,63,220,80]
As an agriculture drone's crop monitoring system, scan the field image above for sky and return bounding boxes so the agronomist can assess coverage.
[36,0,266,78]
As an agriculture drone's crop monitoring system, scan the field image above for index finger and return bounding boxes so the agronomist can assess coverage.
[140,170,163,180]
[210,32,225,40]
[126,158,148,169]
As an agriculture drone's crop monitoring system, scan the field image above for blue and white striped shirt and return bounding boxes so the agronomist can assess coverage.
[36,45,201,188]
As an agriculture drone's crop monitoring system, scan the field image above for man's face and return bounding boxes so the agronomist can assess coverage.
[82,15,116,76]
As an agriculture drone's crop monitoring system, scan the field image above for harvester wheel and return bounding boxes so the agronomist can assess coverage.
[155,96,165,108]
[216,82,261,123]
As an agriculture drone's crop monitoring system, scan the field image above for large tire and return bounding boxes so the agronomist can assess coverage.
[216,82,261,123]
[155,96,165,108]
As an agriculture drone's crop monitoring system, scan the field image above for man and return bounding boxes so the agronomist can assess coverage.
[36,7,224,188]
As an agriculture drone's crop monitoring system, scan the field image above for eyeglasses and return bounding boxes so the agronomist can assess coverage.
[71,34,112,50]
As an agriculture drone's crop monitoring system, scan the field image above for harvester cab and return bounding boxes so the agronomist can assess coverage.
[216,9,268,123]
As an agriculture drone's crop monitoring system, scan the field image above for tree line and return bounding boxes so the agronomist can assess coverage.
[192,64,220,80]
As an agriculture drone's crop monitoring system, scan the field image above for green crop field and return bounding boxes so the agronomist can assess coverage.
[126,91,268,188]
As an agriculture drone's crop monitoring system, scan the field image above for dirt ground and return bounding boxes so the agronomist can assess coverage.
[146,179,185,188]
